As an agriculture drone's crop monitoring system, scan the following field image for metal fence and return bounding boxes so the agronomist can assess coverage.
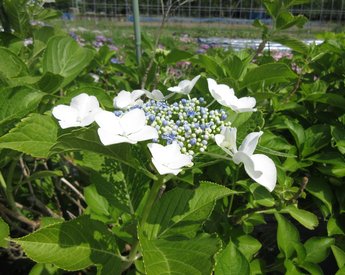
[67,0,345,27]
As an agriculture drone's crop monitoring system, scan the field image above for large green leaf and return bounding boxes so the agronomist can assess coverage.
[0,217,9,248]
[0,87,45,126]
[304,237,335,263]
[85,163,150,215]
[140,233,220,275]
[215,241,250,275]
[271,35,308,54]
[15,215,122,273]
[143,181,237,239]
[281,205,319,230]
[275,213,300,258]
[43,36,95,87]
[0,114,58,158]
[0,47,28,84]
[240,63,296,88]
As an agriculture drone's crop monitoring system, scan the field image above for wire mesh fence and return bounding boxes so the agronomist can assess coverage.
[65,0,345,27]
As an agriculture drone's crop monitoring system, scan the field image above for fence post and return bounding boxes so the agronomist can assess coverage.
[132,0,141,64]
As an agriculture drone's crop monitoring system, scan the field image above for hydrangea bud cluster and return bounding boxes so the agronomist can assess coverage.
[138,97,231,156]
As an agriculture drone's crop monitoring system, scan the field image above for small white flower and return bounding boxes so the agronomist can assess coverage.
[113,90,145,109]
[215,127,277,192]
[89,73,99,82]
[168,75,201,94]
[95,109,158,145]
[147,143,193,175]
[207,78,256,113]
[52,93,101,129]
[144,89,165,101]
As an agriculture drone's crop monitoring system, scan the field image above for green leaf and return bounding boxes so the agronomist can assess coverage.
[37,72,64,94]
[0,217,9,248]
[306,176,334,214]
[304,237,335,263]
[271,35,308,54]
[336,266,345,275]
[298,262,323,275]
[331,245,345,268]
[275,213,300,258]
[304,93,345,110]
[43,36,95,88]
[327,217,345,236]
[301,125,331,158]
[0,87,45,126]
[234,234,262,261]
[29,263,62,275]
[0,114,58,158]
[140,233,220,275]
[15,215,122,273]
[3,0,31,37]
[281,204,319,230]
[165,49,193,64]
[192,55,225,77]
[250,184,275,207]
[215,241,250,275]
[240,63,296,89]
[85,164,150,215]
[143,182,237,239]
[331,126,345,154]
[284,118,305,149]
[84,184,110,216]
[0,47,28,83]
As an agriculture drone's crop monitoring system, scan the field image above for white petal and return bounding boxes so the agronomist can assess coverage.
[151,157,181,175]
[70,93,90,110]
[168,86,182,93]
[147,143,192,175]
[207,78,235,102]
[238,131,263,156]
[215,127,237,155]
[128,125,158,142]
[227,96,257,113]
[94,110,121,132]
[247,154,277,192]
[151,90,165,101]
[188,75,201,91]
[52,105,78,123]
[233,151,262,178]
[168,154,193,169]
[97,128,134,145]
[131,89,145,100]
[113,90,132,109]
[58,120,81,129]
[120,109,146,135]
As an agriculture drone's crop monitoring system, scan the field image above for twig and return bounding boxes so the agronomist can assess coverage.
[0,203,38,230]
[61,178,85,201]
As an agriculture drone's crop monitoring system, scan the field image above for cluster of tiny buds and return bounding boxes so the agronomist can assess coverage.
[120,97,230,156]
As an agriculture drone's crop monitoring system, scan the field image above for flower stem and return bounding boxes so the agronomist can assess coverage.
[122,176,165,271]
[0,161,18,213]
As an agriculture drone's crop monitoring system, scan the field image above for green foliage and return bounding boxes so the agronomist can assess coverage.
[14,215,122,273]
